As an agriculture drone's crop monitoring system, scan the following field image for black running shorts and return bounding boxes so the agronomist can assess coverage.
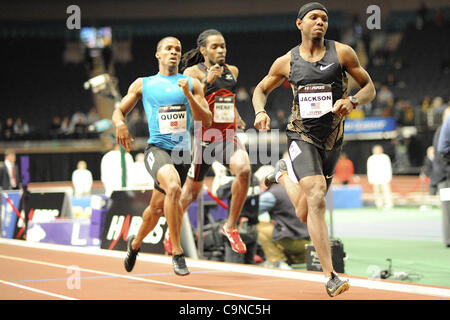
[287,136,341,189]
[187,136,245,182]
[144,144,190,194]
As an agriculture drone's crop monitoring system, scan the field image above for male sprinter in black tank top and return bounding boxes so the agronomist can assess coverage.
[252,2,376,297]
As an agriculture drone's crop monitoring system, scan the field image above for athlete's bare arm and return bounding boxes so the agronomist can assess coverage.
[252,52,291,131]
[178,77,212,128]
[112,77,143,152]
[183,66,203,82]
[227,65,246,129]
[333,42,376,117]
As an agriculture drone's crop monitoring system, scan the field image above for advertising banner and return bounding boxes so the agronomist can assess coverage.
[344,117,397,140]
[1,191,22,238]
[100,189,167,254]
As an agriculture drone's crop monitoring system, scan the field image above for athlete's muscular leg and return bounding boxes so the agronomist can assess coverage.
[132,188,165,251]
[156,164,185,255]
[226,149,251,228]
[300,174,335,277]
[180,178,204,213]
[277,175,308,222]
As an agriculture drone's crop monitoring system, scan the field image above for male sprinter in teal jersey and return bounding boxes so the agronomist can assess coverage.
[252,2,375,296]
[113,37,212,276]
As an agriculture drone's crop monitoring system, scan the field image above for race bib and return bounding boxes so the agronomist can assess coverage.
[158,104,187,134]
[298,84,333,118]
[213,96,235,123]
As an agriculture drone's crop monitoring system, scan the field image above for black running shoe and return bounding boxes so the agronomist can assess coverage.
[325,273,350,297]
[264,159,288,187]
[172,253,190,276]
[124,235,139,272]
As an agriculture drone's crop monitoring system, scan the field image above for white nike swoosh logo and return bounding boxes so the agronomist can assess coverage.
[325,174,334,179]
[319,63,334,71]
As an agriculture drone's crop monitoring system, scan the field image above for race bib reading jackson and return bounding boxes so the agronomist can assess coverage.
[298,84,333,118]
[213,96,235,123]
[158,104,187,134]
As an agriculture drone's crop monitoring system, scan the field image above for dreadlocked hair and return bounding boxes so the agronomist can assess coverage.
[180,29,223,72]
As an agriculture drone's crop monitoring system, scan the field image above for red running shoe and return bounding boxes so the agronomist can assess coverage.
[222,225,247,254]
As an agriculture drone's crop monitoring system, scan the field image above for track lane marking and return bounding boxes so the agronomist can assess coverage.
[1,239,450,299]
[0,254,267,300]
[0,279,77,300]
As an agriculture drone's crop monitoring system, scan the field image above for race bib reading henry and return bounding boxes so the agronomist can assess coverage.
[298,84,333,118]
[213,96,235,123]
[158,104,187,134]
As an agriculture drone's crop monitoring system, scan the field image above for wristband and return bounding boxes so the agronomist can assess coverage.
[115,121,126,127]
[255,110,267,117]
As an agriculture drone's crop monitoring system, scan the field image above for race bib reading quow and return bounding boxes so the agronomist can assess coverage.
[158,104,187,134]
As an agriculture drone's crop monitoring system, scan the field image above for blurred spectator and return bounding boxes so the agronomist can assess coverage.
[431,107,450,194]
[49,116,62,138]
[391,138,410,172]
[0,149,21,190]
[427,96,446,128]
[2,118,15,140]
[70,111,89,138]
[438,109,450,159]
[216,172,260,265]
[334,153,355,185]
[341,26,357,48]
[394,99,415,126]
[421,95,431,114]
[377,85,394,107]
[436,107,450,247]
[270,110,288,131]
[367,145,393,210]
[236,87,250,103]
[416,2,428,30]
[13,118,30,139]
[254,165,311,269]
[60,116,71,137]
[423,146,435,182]
[376,85,394,116]
[70,111,88,132]
[100,144,134,197]
[86,107,100,125]
[71,160,93,197]
[130,152,154,189]
[386,73,396,87]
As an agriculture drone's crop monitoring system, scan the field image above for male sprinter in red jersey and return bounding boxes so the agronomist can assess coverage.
[178,29,251,254]
[253,2,375,296]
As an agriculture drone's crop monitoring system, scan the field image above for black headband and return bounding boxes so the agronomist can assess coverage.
[297,2,328,20]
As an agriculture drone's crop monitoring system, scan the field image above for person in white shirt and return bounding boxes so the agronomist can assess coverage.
[100,144,134,197]
[367,144,393,210]
[0,149,20,190]
[72,160,93,197]
[129,153,154,189]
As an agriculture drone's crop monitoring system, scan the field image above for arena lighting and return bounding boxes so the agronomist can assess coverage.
[84,73,121,101]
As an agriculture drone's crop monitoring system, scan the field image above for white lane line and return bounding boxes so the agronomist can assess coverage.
[0,254,267,300]
[1,238,450,299]
[0,279,77,300]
